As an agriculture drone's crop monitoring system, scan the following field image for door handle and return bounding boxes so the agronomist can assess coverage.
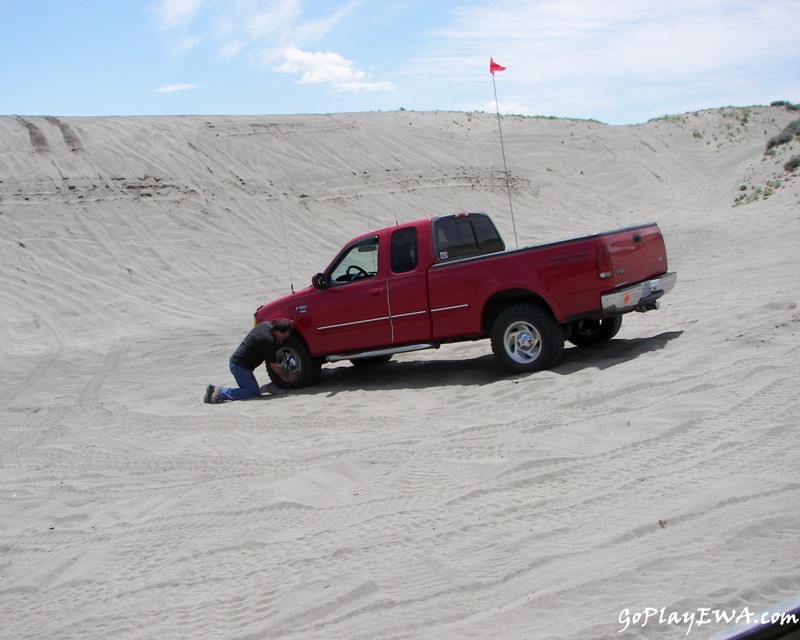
[370,287,385,296]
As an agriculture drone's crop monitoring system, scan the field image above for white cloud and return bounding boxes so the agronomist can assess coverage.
[239,0,301,40]
[174,35,203,55]
[159,0,360,63]
[153,0,391,93]
[156,83,201,92]
[154,0,205,29]
[274,48,362,84]
[285,0,359,46]
[274,48,395,92]
[218,39,244,60]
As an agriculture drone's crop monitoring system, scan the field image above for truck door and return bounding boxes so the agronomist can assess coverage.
[312,236,392,353]
[387,227,431,343]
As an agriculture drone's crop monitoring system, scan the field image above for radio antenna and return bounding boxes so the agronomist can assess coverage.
[278,203,295,293]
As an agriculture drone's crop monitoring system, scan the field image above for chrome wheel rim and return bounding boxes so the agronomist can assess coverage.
[504,321,543,364]
[276,347,301,376]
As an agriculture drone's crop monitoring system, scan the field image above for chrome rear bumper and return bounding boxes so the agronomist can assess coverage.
[601,272,677,313]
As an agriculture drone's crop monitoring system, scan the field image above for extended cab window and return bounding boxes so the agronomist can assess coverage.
[330,237,379,284]
[391,228,418,273]
[434,214,505,261]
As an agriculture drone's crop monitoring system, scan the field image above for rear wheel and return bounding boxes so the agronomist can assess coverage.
[490,303,564,374]
[567,316,623,346]
[268,334,322,388]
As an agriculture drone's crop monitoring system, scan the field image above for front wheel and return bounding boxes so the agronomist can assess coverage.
[268,334,322,388]
[567,316,623,346]
[490,303,564,374]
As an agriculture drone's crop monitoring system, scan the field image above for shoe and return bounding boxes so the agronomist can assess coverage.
[204,384,215,404]
[210,387,223,404]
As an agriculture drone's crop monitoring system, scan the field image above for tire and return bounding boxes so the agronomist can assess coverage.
[567,316,623,346]
[490,303,564,374]
[350,354,393,367]
[267,334,322,389]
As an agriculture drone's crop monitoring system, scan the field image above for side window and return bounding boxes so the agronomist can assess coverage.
[471,216,505,253]
[391,228,418,273]
[435,215,504,261]
[330,237,379,284]
[435,218,461,260]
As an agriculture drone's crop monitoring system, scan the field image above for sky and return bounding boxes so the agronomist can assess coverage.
[1,0,798,125]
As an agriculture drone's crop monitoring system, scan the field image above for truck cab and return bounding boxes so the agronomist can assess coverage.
[297,213,505,355]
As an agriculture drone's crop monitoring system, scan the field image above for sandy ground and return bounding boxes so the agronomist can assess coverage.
[1,106,799,639]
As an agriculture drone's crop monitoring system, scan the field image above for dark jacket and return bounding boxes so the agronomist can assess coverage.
[229,322,279,370]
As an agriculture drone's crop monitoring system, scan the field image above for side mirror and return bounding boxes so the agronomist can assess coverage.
[312,272,329,290]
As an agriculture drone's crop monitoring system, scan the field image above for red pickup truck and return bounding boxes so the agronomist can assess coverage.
[254,212,676,387]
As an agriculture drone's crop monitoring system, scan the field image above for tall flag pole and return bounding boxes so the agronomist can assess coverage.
[490,57,518,248]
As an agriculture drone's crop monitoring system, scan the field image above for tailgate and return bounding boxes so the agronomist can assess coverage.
[602,223,668,288]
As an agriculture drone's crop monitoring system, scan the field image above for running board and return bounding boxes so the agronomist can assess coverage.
[325,343,439,363]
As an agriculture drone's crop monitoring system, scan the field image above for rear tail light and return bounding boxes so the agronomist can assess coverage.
[596,245,613,279]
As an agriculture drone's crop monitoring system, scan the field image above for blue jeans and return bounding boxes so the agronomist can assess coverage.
[219,363,262,401]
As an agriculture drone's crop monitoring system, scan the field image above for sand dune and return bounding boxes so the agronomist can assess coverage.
[1,106,799,639]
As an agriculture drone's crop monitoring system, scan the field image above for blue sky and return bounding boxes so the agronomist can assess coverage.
[1,0,798,124]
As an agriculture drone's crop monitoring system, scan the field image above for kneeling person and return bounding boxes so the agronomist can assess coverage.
[205,319,297,404]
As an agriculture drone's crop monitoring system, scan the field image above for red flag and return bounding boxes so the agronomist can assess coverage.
[490,58,506,74]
